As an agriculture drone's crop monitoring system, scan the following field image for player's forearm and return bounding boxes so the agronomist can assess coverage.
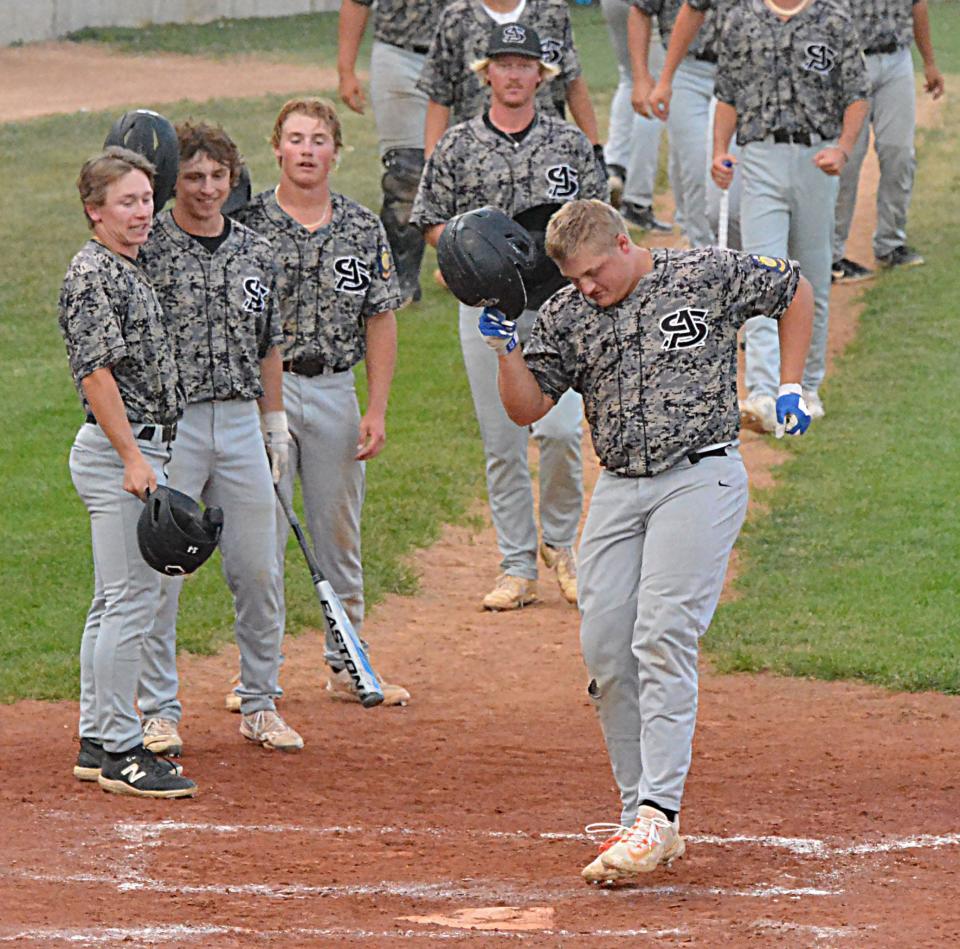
[837,99,869,157]
[777,276,814,386]
[81,367,143,464]
[337,0,370,76]
[712,101,737,156]
[565,76,600,144]
[497,351,554,425]
[627,7,654,81]
[363,310,398,418]
[662,5,706,82]
[257,346,284,414]
[424,101,450,157]
[913,1,936,67]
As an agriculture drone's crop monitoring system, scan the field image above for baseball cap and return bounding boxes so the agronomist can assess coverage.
[485,22,543,60]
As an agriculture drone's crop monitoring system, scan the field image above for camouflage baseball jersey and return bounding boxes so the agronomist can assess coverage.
[235,191,402,370]
[411,113,608,229]
[714,0,869,146]
[59,240,182,424]
[138,211,283,404]
[350,0,449,52]
[857,0,919,53]
[524,247,800,477]
[681,0,739,61]
[418,0,581,126]
[632,0,716,61]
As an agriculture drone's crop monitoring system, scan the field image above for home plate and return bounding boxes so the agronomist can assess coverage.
[398,906,555,931]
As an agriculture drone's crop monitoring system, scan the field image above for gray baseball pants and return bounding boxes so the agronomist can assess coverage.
[579,451,748,823]
[833,46,916,261]
[460,303,584,580]
[740,138,838,399]
[276,370,365,667]
[370,40,429,156]
[601,0,665,208]
[70,422,170,754]
[138,400,283,720]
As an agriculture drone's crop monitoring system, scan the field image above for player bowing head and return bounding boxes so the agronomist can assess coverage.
[271,97,342,190]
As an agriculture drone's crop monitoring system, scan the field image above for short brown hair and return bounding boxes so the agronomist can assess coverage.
[176,120,244,186]
[270,97,343,152]
[77,146,155,229]
[545,199,627,262]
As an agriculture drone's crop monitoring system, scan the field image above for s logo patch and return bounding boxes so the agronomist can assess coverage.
[749,255,788,273]
[660,307,710,351]
[502,24,527,44]
[540,37,563,66]
[241,276,270,313]
[545,164,580,200]
[803,42,837,74]
[333,256,372,294]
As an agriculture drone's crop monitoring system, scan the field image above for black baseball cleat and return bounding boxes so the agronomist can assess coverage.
[98,745,196,798]
[74,736,104,782]
[620,201,672,233]
[876,245,924,269]
[831,257,874,283]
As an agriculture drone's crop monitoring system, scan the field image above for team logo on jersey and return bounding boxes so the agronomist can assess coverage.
[378,245,393,282]
[540,37,563,66]
[333,256,372,294]
[803,42,837,74]
[659,308,710,351]
[241,276,270,313]
[750,254,789,273]
[502,24,527,45]
[545,164,580,200]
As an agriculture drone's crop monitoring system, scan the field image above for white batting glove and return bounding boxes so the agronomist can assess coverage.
[260,410,290,484]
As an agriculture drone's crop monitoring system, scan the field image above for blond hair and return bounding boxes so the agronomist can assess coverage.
[545,199,626,262]
[77,146,155,229]
[470,57,561,81]
[270,97,343,152]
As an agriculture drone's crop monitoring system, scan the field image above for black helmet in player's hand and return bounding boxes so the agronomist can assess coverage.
[104,109,179,213]
[137,486,223,577]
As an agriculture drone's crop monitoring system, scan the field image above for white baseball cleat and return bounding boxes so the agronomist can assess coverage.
[600,805,685,874]
[581,823,632,884]
[739,394,778,434]
[802,389,825,419]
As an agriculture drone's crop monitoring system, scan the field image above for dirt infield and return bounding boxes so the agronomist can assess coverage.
[1,48,957,946]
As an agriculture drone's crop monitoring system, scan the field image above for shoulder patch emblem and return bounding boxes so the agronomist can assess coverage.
[749,255,788,273]
[378,245,393,282]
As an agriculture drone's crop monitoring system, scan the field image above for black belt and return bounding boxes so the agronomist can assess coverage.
[694,50,718,64]
[282,358,343,377]
[864,42,900,55]
[771,129,817,146]
[687,445,729,465]
[85,413,177,442]
[388,41,430,55]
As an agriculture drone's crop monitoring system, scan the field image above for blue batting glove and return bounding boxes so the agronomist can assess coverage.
[775,384,811,438]
[478,306,519,355]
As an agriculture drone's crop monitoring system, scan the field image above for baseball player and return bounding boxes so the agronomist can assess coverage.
[234,98,411,706]
[412,23,608,610]
[711,0,869,432]
[61,147,196,798]
[831,0,945,282]
[479,198,814,881]
[135,121,304,754]
[600,0,671,232]
[419,0,601,158]
[337,0,451,305]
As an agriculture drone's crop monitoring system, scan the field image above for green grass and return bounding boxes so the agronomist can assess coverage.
[707,91,960,693]
[914,1,960,74]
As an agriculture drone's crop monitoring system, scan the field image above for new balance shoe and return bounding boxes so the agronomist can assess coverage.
[739,394,778,433]
[240,709,304,752]
[831,257,873,283]
[802,389,825,419]
[98,745,196,798]
[142,717,183,756]
[600,805,685,874]
[620,201,672,233]
[581,823,631,884]
[482,574,538,611]
[876,245,924,269]
[326,666,411,706]
[74,736,105,782]
[540,543,578,605]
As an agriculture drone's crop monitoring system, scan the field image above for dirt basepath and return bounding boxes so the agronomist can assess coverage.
[1,56,956,946]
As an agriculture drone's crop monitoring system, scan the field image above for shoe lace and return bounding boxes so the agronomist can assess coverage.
[248,709,289,739]
[584,822,630,852]
[625,813,670,850]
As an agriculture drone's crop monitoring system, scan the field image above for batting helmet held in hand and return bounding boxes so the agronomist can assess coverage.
[222,164,252,217]
[513,203,568,310]
[104,109,179,213]
[137,486,223,576]
[437,207,535,319]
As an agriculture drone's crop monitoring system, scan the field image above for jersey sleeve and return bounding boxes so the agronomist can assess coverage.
[557,10,582,84]
[687,0,712,11]
[258,257,285,358]
[411,139,458,230]
[362,218,404,318]
[523,303,573,404]
[58,265,128,381]
[575,134,610,202]
[631,0,662,15]
[417,15,458,106]
[718,248,801,324]
[712,10,738,106]
[839,21,870,107]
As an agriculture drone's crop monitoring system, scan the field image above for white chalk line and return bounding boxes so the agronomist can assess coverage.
[752,918,878,941]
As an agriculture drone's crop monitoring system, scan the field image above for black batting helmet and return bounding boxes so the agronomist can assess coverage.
[222,164,252,217]
[513,203,568,310]
[104,109,179,213]
[437,207,535,319]
[137,486,223,577]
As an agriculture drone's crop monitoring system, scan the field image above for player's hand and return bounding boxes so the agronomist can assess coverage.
[649,77,672,121]
[478,306,518,356]
[711,153,737,189]
[924,65,945,100]
[631,72,656,119]
[813,146,848,176]
[775,384,811,438]
[124,453,157,500]
[356,412,386,460]
[338,72,366,114]
[260,410,291,484]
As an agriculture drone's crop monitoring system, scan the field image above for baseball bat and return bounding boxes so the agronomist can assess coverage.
[274,485,384,708]
[718,171,731,251]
